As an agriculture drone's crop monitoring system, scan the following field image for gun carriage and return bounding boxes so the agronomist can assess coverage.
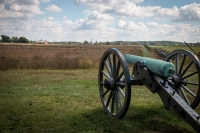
[98,48,200,132]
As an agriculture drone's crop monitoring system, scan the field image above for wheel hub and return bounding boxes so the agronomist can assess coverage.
[104,78,116,90]
[171,76,187,91]
[172,75,180,88]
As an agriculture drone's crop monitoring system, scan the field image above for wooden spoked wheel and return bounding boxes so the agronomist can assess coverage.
[164,49,200,109]
[98,48,131,119]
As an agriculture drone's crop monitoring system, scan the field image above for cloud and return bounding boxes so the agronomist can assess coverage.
[72,10,113,30]
[146,22,159,27]
[174,3,200,21]
[0,0,44,20]
[156,6,179,19]
[14,0,40,6]
[0,0,6,4]
[48,16,54,20]
[62,17,74,27]
[42,0,50,3]
[45,4,62,12]
[0,18,66,41]
[74,0,200,22]
[63,20,74,27]
[116,20,147,31]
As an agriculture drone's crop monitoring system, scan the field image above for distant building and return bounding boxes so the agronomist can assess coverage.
[35,39,48,44]
[90,39,93,45]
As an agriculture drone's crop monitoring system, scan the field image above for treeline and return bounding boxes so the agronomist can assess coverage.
[0,35,33,43]
[139,41,200,46]
[83,40,200,46]
[82,40,141,45]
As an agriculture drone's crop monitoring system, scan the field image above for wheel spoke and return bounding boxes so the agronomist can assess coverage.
[180,81,199,86]
[180,87,191,105]
[115,90,119,114]
[102,89,110,97]
[113,54,116,78]
[104,61,112,76]
[181,85,196,97]
[101,70,110,79]
[116,71,124,81]
[181,71,198,80]
[179,61,193,77]
[117,86,125,98]
[175,54,179,75]
[111,91,115,113]
[178,55,186,76]
[108,54,113,77]
[115,60,120,79]
[116,90,123,109]
[106,91,112,107]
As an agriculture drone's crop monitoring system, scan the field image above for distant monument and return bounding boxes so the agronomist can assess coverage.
[90,39,93,45]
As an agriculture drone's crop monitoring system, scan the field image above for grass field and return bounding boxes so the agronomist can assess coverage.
[0,69,196,133]
[0,44,199,132]
[0,44,142,70]
[150,45,200,54]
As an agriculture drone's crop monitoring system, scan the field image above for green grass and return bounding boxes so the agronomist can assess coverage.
[142,46,153,58]
[150,45,200,54]
[0,69,197,133]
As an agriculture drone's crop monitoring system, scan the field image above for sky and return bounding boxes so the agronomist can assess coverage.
[0,0,200,43]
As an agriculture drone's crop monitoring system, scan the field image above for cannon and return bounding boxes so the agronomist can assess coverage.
[98,48,200,132]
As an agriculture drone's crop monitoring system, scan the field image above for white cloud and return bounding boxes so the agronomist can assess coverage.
[48,16,54,20]
[72,10,113,30]
[87,10,113,20]
[42,0,50,3]
[146,22,159,27]
[63,16,67,20]
[174,3,200,21]
[156,6,179,19]
[75,0,200,22]
[45,4,62,12]
[14,0,40,6]
[0,0,44,19]
[63,20,74,26]
[0,18,67,41]
[116,20,147,31]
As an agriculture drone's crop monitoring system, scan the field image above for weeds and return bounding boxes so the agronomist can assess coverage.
[0,54,98,70]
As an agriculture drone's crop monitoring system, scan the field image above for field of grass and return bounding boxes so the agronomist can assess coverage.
[0,44,142,70]
[0,44,199,132]
[0,69,197,133]
[150,45,200,54]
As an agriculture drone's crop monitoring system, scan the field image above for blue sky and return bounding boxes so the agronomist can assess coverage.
[0,0,200,43]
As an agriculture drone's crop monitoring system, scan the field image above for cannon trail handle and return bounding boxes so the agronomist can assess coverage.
[184,41,199,57]
[132,61,200,133]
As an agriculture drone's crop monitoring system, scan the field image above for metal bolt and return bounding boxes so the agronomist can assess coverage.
[172,91,175,96]
[197,116,200,121]
[149,83,152,87]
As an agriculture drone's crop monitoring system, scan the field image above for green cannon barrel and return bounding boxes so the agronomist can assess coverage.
[124,54,176,77]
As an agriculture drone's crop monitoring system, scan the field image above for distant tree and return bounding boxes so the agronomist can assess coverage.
[83,40,88,44]
[106,41,110,45]
[29,40,35,44]
[18,37,29,43]
[1,35,11,42]
[11,36,18,43]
